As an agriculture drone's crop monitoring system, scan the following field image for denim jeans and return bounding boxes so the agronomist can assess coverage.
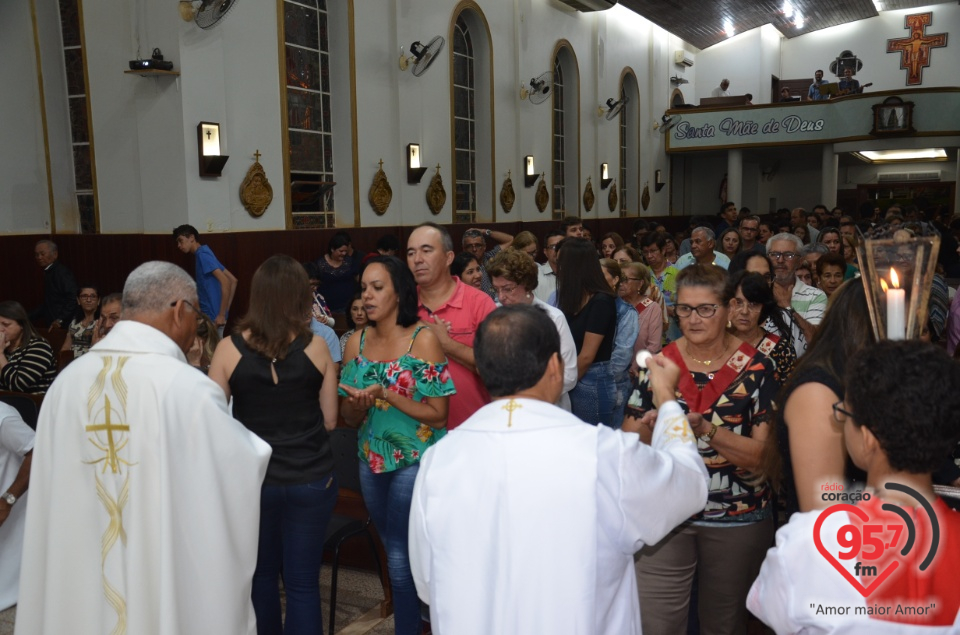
[252,474,338,635]
[358,463,421,635]
[570,360,617,427]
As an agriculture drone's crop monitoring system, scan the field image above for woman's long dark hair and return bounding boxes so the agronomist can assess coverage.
[557,238,614,318]
[730,271,790,341]
[759,278,873,490]
[235,254,313,361]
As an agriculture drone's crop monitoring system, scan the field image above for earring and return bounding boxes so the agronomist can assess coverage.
[526,292,532,299]
[727,320,732,329]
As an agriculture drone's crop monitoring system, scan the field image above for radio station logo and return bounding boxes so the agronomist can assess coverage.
[813,482,940,597]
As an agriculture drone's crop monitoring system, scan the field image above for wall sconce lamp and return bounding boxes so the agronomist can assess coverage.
[407,143,428,184]
[655,169,666,192]
[524,155,538,187]
[600,163,612,189]
[197,122,229,177]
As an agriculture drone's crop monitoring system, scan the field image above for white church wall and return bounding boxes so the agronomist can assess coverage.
[0,2,48,234]
[758,24,783,104]
[781,4,960,90]
[178,0,285,234]
[3,0,722,233]
[693,28,770,106]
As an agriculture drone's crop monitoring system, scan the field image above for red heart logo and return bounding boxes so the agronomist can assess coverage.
[813,504,900,597]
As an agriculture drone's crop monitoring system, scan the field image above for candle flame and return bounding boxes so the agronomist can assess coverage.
[880,279,889,292]
[890,268,900,289]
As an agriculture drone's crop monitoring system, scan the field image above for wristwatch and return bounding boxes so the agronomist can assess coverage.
[484,229,492,237]
[1,491,15,506]
[698,423,720,443]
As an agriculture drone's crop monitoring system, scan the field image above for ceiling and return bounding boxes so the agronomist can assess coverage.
[618,0,955,50]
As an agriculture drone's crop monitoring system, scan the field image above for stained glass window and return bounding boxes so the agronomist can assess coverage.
[59,0,96,233]
[284,0,335,228]
[552,55,566,219]
[452,16,476,224]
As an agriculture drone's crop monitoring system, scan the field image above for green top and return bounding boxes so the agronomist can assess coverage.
[339,326,456,473]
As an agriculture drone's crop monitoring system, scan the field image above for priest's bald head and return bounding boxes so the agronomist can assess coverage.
[122,261,201,355]
[474,304,564,404]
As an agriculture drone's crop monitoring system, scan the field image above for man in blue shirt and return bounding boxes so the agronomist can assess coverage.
[173,225,237,336]
[807,69,828,101]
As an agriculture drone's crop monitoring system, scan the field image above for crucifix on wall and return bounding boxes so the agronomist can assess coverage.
[886,12,947,86]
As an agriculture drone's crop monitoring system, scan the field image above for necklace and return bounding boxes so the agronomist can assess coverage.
[685,337,729,366]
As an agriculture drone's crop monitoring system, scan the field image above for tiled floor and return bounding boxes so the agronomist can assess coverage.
[0,565,388,635]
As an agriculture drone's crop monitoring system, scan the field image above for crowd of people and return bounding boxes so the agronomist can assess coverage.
[2,203,960,635]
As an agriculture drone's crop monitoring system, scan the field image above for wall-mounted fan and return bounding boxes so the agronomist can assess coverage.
[520,72,552,105]
[184,0,238,30]
[399,36,445,77]
[654,114,682,134]
[599,94,628,120]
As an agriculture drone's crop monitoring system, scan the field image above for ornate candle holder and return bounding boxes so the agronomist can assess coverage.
[855,224,939,341]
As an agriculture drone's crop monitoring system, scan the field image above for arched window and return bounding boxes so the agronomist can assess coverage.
[450,4,493,224]
[282,0,336,228]
[619,70,640,216]
[552,44,579,220]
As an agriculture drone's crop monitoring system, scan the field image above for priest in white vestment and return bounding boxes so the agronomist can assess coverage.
[409,304,708,635]
[16,262,271,635]
[0,402,34,611]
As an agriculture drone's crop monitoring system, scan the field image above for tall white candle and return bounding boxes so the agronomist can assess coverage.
[886,269,906,340]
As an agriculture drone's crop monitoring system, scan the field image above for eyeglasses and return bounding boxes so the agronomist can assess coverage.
[624,277,645,283]
[768,251,799,261]
[79,294,99,300]
[731,298,761,312]
[832,401,855,425]
[545,244,561,251]
[171,299,204,324]
[493,283,519,297]
[675,304,720,318]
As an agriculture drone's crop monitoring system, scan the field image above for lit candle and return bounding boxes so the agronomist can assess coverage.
[883,268,906,340]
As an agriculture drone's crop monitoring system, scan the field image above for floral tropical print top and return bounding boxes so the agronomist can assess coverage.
[339,326,456,473]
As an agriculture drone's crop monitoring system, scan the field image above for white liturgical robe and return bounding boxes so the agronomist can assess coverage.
[16,321,271,635]
[409,398,708,635]
[0,403,34,611]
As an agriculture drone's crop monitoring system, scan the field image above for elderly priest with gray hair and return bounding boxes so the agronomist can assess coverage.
[409,304,708,635]
[15,261,271,635]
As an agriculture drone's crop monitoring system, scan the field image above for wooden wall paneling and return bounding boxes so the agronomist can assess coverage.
[5,217,684,328]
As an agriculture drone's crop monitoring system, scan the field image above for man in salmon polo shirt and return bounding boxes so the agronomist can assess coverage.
[407,222,496,429]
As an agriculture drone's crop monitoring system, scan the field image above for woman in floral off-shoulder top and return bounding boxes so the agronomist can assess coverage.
[339,256,455,635]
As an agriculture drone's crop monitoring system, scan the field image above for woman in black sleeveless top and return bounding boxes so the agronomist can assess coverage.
[209,254,340,635]
[762,279,871,519]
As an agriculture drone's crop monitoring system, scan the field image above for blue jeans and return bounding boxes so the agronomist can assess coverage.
[358,463,421,635]
[570,360,617,427]
[252,475,338,635]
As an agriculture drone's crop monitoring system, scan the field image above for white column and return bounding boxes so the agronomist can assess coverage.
[727,149,742,208]
[820,144,838,209]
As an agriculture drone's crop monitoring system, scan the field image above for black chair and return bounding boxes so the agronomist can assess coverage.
[323,427,385,635]
[0,391,42,430]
